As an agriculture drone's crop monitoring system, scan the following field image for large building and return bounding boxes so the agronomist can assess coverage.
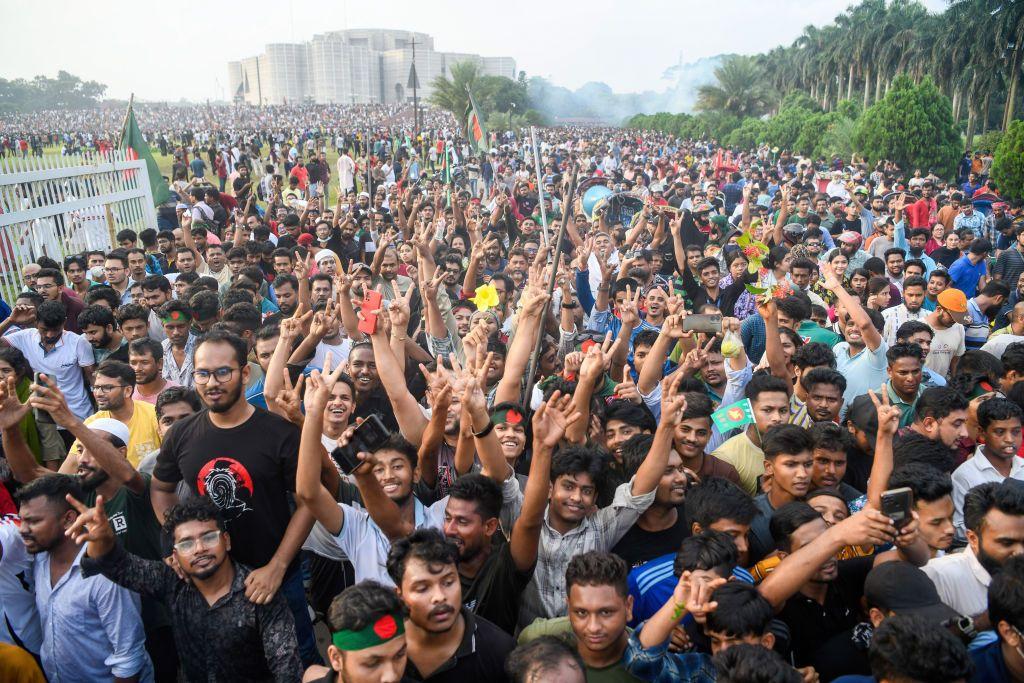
[228,29,516,106]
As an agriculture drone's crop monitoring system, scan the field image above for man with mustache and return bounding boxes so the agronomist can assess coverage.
[69,495,302,682]
[0,373,178,679]
[386,528,513,681]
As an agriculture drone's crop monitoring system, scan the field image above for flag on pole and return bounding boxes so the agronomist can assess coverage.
[711,398,755,433]
[440,139,453,184]
[465,89,489,154]
[120,103,170,206]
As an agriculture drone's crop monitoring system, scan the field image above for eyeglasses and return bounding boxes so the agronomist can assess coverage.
[91,383,127,394]
[173,529,222,554]
[36,282,59,290]
[192,366,239,384]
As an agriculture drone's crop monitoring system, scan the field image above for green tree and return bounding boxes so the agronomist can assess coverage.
[724,118,766,149]
[695,55,773,118]
[762,106,814,151]
[854,75,960,177]
[429,61,482,119]
[992,120,1024,200]
[0,71,106,112]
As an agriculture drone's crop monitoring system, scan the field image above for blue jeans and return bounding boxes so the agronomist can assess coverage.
[281,567,321,666]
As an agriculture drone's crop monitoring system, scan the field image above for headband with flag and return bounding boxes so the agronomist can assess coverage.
[331,612,405,651]
[491,406,525,426]
[159,309,193,324]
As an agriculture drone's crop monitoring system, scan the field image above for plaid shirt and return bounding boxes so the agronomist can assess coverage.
[519,481,655,622]
[161,334,196,388]
[623,630,716,683]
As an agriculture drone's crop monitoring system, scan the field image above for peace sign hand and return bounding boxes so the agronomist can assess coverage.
[533,390,581,449]
[868,387,901,437]
[65,494,116,558]
[617,284,643,329]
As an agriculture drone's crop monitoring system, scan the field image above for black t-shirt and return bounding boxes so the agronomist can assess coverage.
[404,609,513,683]
[812,623,873,682]
[612,508,691,569]
[461,539,533,635]
[354,388,399,432]
[153,408,301,571]
[778,555,872,667]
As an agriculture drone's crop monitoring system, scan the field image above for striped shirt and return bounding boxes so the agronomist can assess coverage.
[627,551,754,626]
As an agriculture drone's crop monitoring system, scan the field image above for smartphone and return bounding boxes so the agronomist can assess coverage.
[32,373,54,424]
[358,290,383,335]
[335,415,391,474]
[881,487,914,529]
[682,313,723,334]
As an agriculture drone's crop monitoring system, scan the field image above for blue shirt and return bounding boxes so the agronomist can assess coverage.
[970,640,1009,682]
[949,255,987,296]
[246,376,267,409]
[627,552,753,626]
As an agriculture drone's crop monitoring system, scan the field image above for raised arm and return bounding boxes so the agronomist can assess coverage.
[0,377,50,482]
[821,261,882,351]
[631,375,684,496]
[295,367,345,535]
[365,307,429,443]
[494,286,551,405]
[757,299,790,384]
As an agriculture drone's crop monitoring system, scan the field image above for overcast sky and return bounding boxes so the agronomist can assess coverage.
[1,0,949,102]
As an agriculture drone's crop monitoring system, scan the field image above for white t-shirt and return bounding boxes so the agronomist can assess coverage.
[311,339,352,371]
[4,328,94,419]
[0,516,43,653]
[980,334,1024,359]
[925,323,966,378]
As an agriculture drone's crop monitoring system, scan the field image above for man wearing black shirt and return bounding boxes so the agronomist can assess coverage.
[612,433,690,568]
[386,529,512,682]
[151,329,318,665]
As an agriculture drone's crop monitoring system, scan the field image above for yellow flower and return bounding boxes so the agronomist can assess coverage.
[470,284,500,312]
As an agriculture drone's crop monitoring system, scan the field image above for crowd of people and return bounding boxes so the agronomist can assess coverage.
[1,119,1024,683]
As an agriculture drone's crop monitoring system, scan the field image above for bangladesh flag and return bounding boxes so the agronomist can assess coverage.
[120,104,170,206]
[465,89,489,154]
[711,398,755,433]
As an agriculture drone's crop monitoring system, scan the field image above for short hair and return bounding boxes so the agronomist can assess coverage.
[868,614,972,682]
[969,237,993,255]
[63,254,87,272]
[884,247,907,261]
[386,528,459,585]
[680,391,714,421]
[914,387,969,422]
[791,342,836,370]
[809,421,852,453]
[272,274,298,291]
[977,396,1024,430]
[1003,343,1024,376]
[15,291,43,307]
[155,386,201,418]
[116,228,137,244]
[776,294,811,323]
[685,476,758,528]
[673,530,738,578]
[195,329,248,368]
[963,480,1024,534]
[85,287,120,309]
[550,445,607,486]
[35,267,64,286]
[565,551,629,598]
[713,644,801,683]
[36,300,66,328]
[800,367,846,394]
[162,496,225,538]
[129,337,163,362]
[745,373,790,403]
[927,270,951,285]
[621,434,655,479]
[141,274,172,293]
[958,350,1006,385]
[96,359,136,388]
[222,303,261,334]
[696,257,720,273]
[188,291,220,321]
[705,582,774,638]
[888,463,953,504]
[104,249,128,268]
[373,434,419,469]
[77,304,116,331]
[989,554,1024,632]
[505,637,585,683]
[326,580,404,635]
[896,319,933,343]
[14,473,83,511]
[769,502,822,551]
[902,275,926,291]
[447,473,502,521]
[633,328,660,350]
[887,342,924,365]
[893,432,957,472]
[789,257,816,274]
[762,424,813,460]
[115,303,148,327]
[604,399,657,432]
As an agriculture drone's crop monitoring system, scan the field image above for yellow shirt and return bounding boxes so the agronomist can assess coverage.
[70,401,162,468]
[711,431,765,496]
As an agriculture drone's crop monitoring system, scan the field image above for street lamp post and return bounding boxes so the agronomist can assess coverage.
[509,102,516,133]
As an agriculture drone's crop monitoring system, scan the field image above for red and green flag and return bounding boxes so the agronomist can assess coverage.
[465,89,489,154]
[120,102,170,206]
[711,398,755,433]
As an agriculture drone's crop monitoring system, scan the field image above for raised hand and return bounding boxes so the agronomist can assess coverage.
[617,284,642,329]
[387,283,415,332]
[532,390,581,449]
[579,332,620,381]
[64,494,115,557]
[671,570,726,623]
[613,364,642,405]
[665,282,685,315]
[868,388,901,437]
[819,261,843,292]
[660,372,689,426]
[268,368,305,425]
[28,374,74,427]
[0,376,30,430]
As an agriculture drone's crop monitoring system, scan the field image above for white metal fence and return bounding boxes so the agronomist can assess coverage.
[0,151,157,306]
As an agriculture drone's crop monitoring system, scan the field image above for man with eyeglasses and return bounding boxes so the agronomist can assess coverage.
[34,267,84,334]
[151,329,318,667]
[103,250,133,307]
[69,495,302,682]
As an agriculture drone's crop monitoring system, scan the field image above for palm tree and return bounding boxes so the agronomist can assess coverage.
[695,55,773,117]
[428,61,481,119]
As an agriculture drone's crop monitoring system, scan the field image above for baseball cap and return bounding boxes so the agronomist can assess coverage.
[838,231,862,245]
[782,222,805,237]
[937,289,967,323]
[88,418,130,448]
[854,186,869,196]
[297,233,314,247]
[864,562,959,622]
[846,393,878,440]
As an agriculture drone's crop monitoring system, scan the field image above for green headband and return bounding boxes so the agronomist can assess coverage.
[491,406,525,426]
[331,613,405,651]
[160,309,193,324]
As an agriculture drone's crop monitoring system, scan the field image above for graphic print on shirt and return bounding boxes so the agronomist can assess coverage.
[197,458,254,520]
